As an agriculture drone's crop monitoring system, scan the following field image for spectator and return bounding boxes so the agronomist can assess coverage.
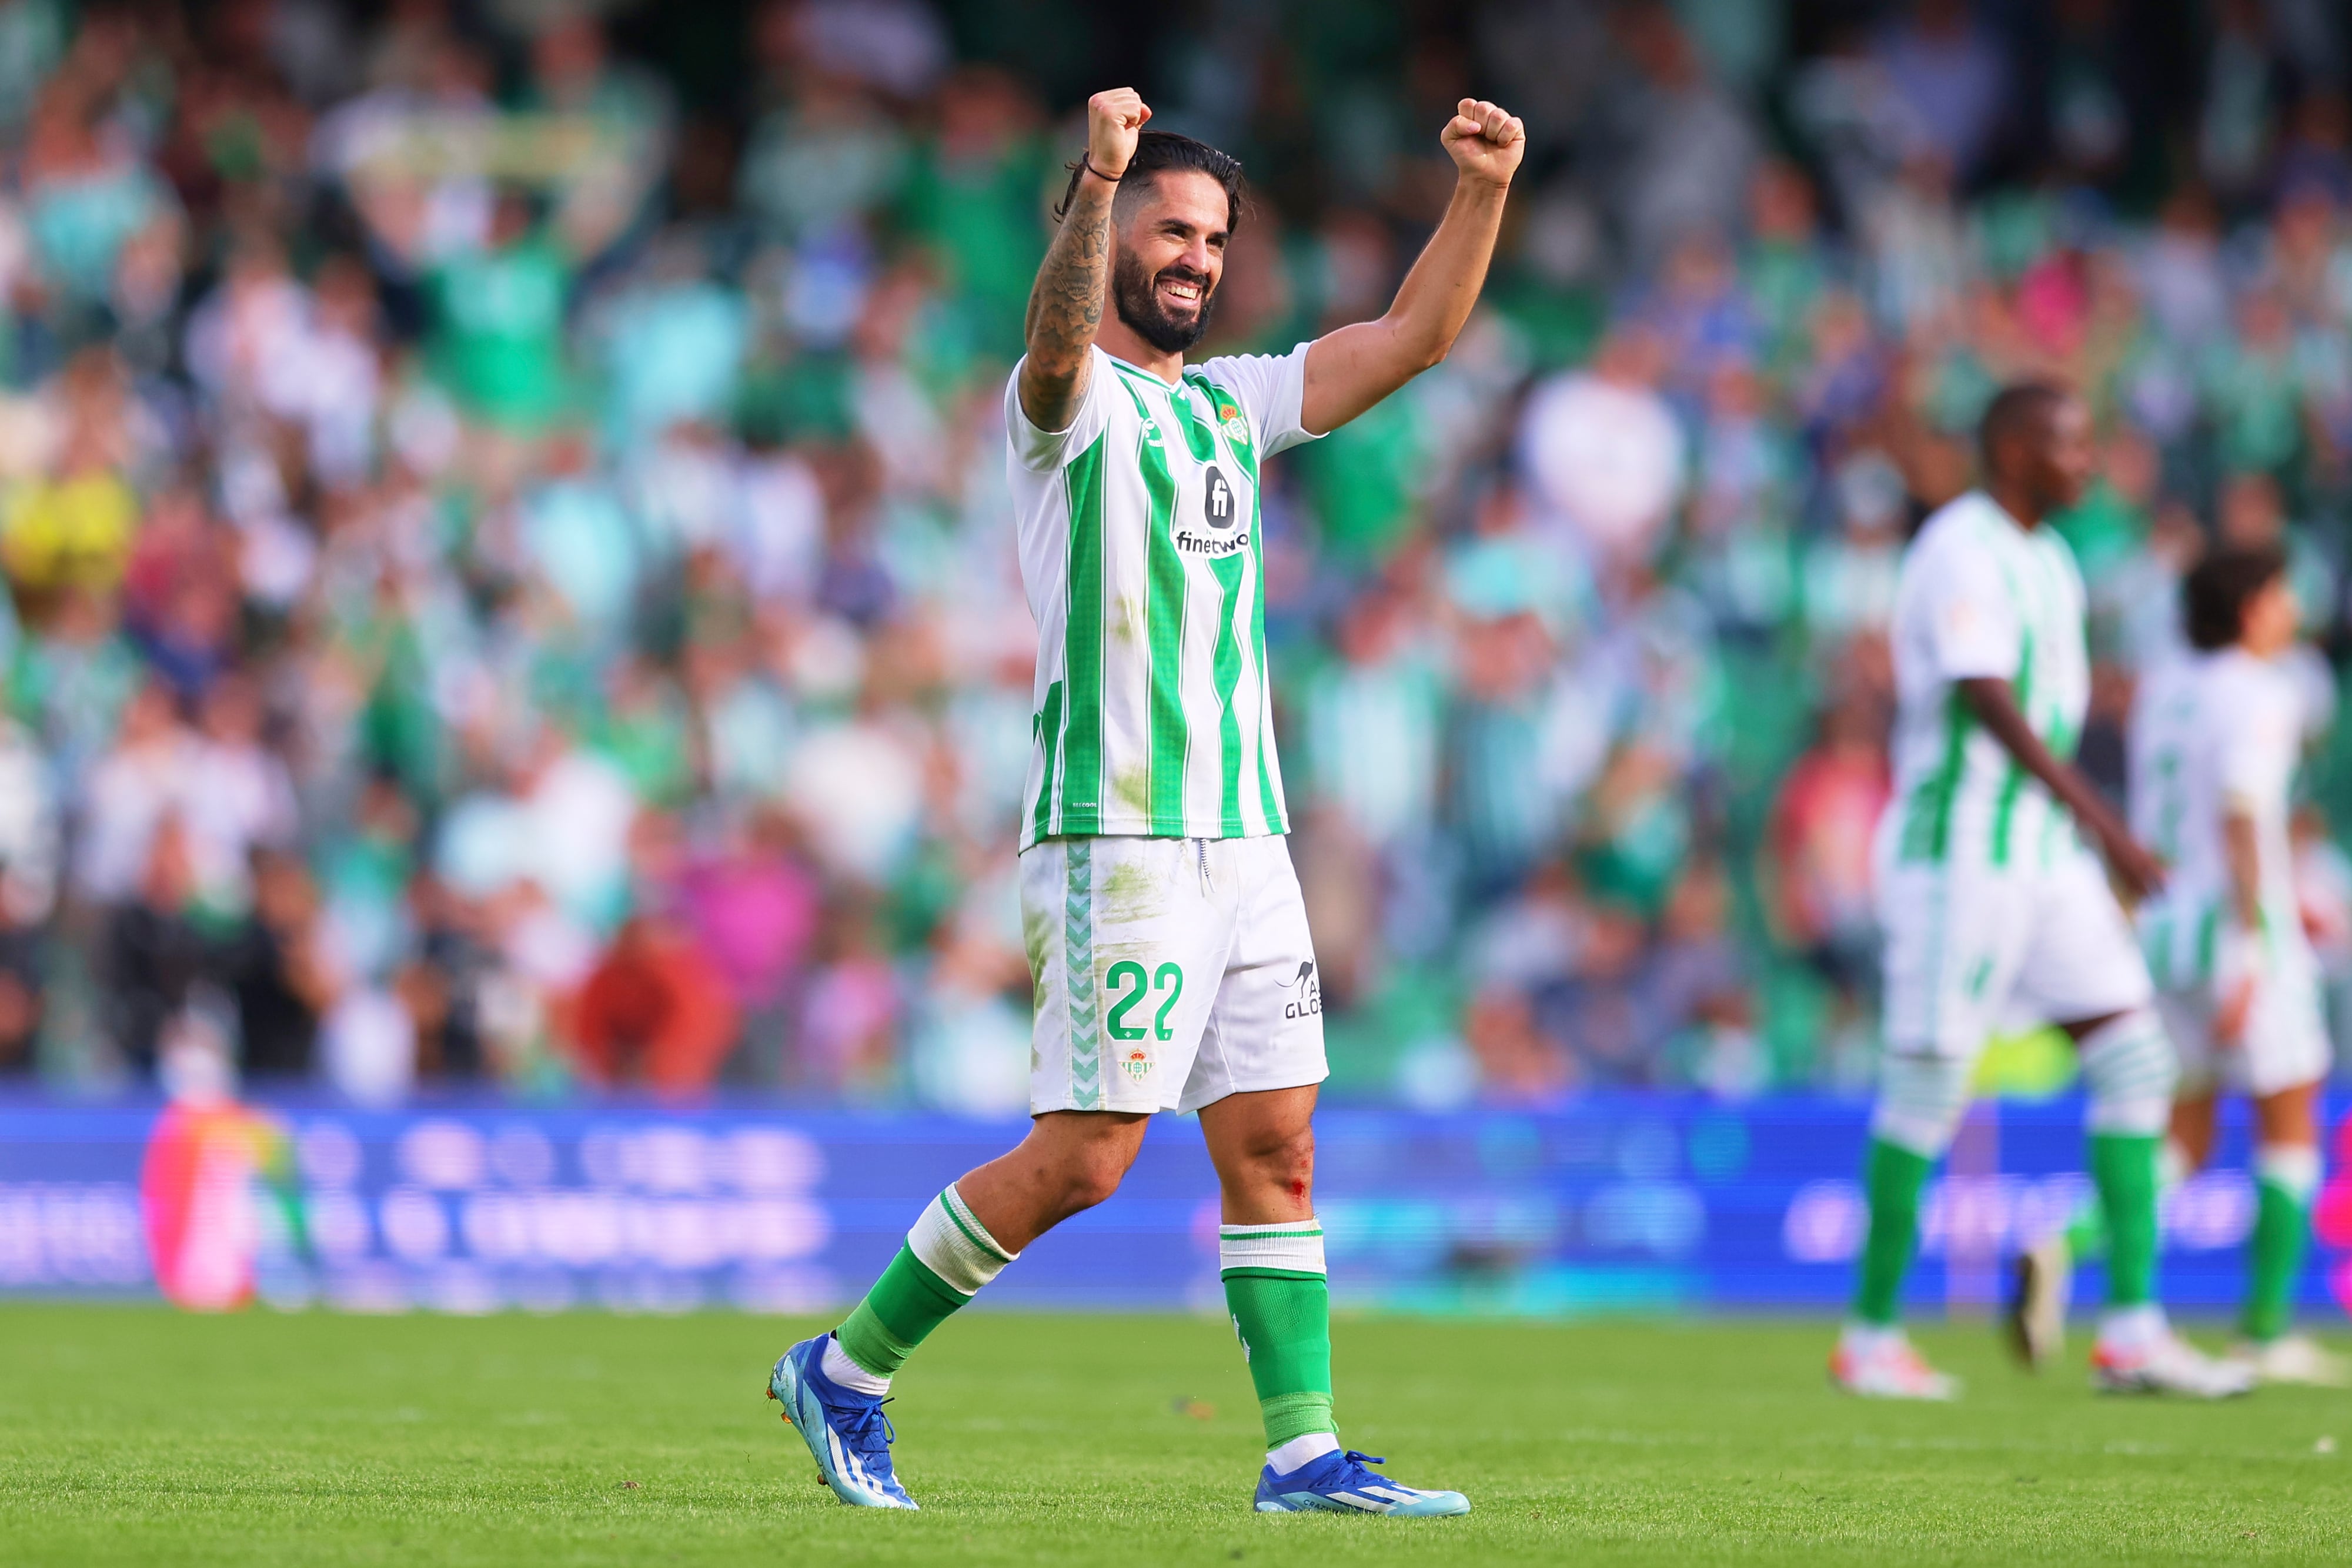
[565,913,739,1096]
[0,0,2346,1111]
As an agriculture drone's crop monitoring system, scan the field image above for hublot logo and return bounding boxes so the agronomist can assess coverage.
[1203,464,1237,530]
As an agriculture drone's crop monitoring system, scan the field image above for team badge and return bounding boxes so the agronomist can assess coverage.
[1121,1045,1152,1082]
[1220,405,1249,443]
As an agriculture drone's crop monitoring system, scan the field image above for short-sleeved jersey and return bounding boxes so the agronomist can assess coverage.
[1885,492,2092,872]
[1005,343,1321,848]
[2130,647,2308,978]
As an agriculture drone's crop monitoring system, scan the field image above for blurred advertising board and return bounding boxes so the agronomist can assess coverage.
[1,1092,2345,1319]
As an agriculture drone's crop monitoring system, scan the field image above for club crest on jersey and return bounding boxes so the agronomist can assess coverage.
[1121,1044,1152,1082]
[1214,400,1247,442]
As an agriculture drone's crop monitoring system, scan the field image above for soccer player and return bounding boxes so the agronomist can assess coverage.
[1831,383,2253,1400]
[2112,546,2341,1384]
[767,87,1525,1513]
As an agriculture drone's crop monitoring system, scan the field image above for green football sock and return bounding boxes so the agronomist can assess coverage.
[2063,1138,2185,1262]
[1852,1138,1934,1328]
[2088,1133,2159,1308]
[1221,1219,1337,1447]
[834,1185,1015,1381]
[2244,1145,2320,1344]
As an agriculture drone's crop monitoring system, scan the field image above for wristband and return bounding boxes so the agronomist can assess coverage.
[1083,156,1124,184]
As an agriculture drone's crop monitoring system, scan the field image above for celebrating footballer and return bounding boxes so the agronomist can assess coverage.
[767,86,1526,1515]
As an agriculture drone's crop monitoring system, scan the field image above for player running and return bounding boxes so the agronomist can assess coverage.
[2020,546,2343,1385]
[1831,383,2253,1400]
[767,86,1525,1513]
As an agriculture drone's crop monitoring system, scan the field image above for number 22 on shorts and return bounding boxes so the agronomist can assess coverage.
[1105,958,1184,1089]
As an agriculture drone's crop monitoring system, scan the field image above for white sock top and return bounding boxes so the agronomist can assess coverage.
[1266,1431,1341,1474]
[821,1333,891,1395]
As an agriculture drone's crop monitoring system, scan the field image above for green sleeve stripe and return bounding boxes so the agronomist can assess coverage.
[1058,434,1107,832]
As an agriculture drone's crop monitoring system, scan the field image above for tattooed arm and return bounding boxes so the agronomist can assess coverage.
[1018,88,1149,433]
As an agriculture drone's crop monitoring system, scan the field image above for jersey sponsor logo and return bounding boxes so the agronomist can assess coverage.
[1203,465,1237,529]
[1172,526,1250,556]
[1279,959,1322,1020]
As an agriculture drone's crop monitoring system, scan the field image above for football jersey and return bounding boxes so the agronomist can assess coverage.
[2130,647,2309,982]
[1005,343,1321,848]
[1884,492,2092,872]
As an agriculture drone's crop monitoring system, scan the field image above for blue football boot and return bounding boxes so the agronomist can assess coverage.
[767,1335,918,1509]
[1252,1448,1470,1516]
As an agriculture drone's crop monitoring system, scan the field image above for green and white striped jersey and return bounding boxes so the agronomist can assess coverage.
[1006,343,1321,848]
[2129,648,2310,985]
[1885,492,2092,871]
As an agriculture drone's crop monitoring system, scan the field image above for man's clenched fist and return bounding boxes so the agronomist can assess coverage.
[1087,88,1150,180]
[1441,99,1525,187]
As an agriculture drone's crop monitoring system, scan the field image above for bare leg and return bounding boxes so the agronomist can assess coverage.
[954,1109,1151,1253]
[2253,1079,2321,1149]
[2170,1092,2218,1171]
[1199,1085,1318,1222]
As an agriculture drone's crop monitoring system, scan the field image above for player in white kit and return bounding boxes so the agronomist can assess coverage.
[1832,384,2251,1400]
[2123,546,2343,1384]
[770,86,1529,1512]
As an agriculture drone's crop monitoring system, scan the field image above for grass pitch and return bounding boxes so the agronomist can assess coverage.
[2,1305,2348,1565]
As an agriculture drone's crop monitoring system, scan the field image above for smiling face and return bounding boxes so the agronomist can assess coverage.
[1108,168,1230,356]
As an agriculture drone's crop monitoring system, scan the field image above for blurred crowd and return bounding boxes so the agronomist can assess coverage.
[4,0,2352,1110]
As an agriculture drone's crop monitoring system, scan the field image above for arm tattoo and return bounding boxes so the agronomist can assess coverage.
[1019,175,1115,430]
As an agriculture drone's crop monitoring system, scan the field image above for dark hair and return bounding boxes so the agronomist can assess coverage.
[1054,130,1247,232]
[2183,543,2287,651]
[1977,380,2071,467]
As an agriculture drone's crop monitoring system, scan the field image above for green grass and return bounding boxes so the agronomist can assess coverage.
[3,1305,2349,1565]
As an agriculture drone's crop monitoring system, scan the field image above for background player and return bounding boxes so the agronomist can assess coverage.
[1832,383,2252,1401]
[767,86,1525,1513]
[2115,546,2341,1385]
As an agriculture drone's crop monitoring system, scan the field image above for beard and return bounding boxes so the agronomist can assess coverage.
[1111,249,1217,355]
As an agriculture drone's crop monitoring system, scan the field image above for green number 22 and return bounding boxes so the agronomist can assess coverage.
[1105,961,1184,1041]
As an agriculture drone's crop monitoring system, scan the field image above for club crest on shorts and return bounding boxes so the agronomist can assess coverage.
[1121,1044,1152,1082]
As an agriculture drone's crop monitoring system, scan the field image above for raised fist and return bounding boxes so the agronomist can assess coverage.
[1441,99,1525,187]
[1087,88,1151,180]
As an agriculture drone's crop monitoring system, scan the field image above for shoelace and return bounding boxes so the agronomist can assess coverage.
[836,1395,897,1456]
[1338,1450,1388,1473]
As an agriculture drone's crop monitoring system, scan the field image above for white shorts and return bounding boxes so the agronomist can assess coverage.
[1020,834,1328,1115]
[1879,846,2153,1059]
[2153,962,2331,1099]
[2141,895,2332,1098]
